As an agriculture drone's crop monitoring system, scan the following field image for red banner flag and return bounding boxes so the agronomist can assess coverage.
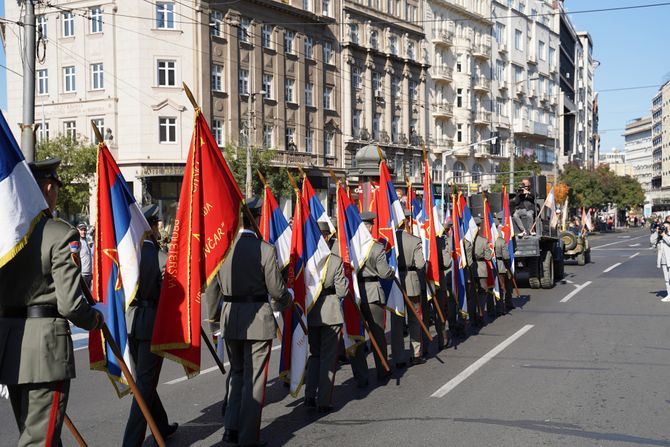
[423,158,441,295]
[151,111,243,377]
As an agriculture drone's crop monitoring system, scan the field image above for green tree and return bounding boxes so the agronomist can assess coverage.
[36,136,97,221]
[559,163,645,211]
[490,155,541,192]
[222,145,292,199]
[612,175,645,210]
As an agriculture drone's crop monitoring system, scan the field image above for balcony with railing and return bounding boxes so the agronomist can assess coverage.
[431,137,454,152]
[472,41,491,59]
[494,115,510,129]
[474,111,492,125]
[473,76,491,92]
[432,66,453,82]
[432,31,454,47]
[514,83,526,96]
[432,102,454,119]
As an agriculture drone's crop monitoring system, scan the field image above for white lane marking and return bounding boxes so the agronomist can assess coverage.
[431,325,534,398]
[629,252,640,259]
[618,236,631,239]
[71,333,88,342]
[603,263,622,273]
[560,281,593,303]
[74,346,87,352]
[591,234,646,250]
[565,279,574,284]
[164,344,282,385]
[629,243,640,247]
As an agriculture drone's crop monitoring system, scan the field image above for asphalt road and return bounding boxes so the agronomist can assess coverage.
[2,227,669,447]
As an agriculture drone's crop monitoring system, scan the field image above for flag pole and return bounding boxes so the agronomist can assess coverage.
[201,331,226,375]
[64,413,88,447]
[375,146,433,341]
[80,279,166,447]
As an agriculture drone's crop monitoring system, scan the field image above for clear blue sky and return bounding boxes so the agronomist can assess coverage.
[1,0,668,152]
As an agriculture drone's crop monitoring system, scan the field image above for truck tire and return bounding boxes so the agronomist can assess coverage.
[560,231,578,250]
[528,258,541,289]
[540,249,555,289]
[577,252,585,266]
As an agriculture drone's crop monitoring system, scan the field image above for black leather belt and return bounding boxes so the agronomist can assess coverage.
[131,300,157,308]
[0,304,62,319]
[223,295,267,304]
[399,267,418,272]
[358,277,378,283]
[321,287,336,295]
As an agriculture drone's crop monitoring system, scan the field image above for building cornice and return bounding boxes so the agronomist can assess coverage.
[428,0,493,26]
[344,3,424,38]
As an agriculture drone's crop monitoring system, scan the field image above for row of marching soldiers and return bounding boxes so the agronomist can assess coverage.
[204,197,517,446]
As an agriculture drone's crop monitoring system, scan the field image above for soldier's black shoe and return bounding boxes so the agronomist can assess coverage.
[222,429,239,444]
[304,397,317,408]
[395,362,408,369]
[317,405,334,413]
[164,422,179,438]
[410,356,426,366]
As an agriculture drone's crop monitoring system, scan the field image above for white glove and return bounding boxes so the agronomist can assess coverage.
[0,384,8,399]
[287,288,295,300]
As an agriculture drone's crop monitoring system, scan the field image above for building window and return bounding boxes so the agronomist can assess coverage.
[495,22,505,44]
[305,82,313,106]
[456,54,463,73]
[453,161,465,183]
[392,77,401,99]
[372,72,381,93]
[322,0,331,16]
[90,7,103,33]
[159,117,177,143]
[496,59,505,81]
[262,25,273,48]
[548,47,556,68]
[157,60,176,86]
[91,63,104,90]
[63,66,76,92]
[62,12,75,37]
[211,64,223,92]
[324,86,333,109]
[409,81,417,104]
[285,79,295,103]
[212,119,224,146]
[472,163,484,183]
[496,97,507,117]
[456,88,463,108]
[353,110,361,137]
[238,18,250,43]
[392,116,399,143]
[285,126,295,149]
[514,102,521,119]
[284,31,294,54]
[37,15,47,39]
[538,40,546,60]
[304,36,313,59]
[91,118,104,142]
[238,69,249,95]
[210,11,223,37]
[352,67,362,90]
[514,65,523,84]
[325,131,334,155]
[303,0,313,12]
[407,42,415,60]
[372,113,381,140]
[263,125,273,148]
[305,128,313,153]
[64,120,77,140]
[37,122,49,141]
[389,35,397,55]
[349,24,359,44]
[323,41,334,64]
[514,29,523,50]
[156,2,175,29]
[37,69,48,95]
[262,74,273,99]
[456,123,463,143]
[370,30,378,49]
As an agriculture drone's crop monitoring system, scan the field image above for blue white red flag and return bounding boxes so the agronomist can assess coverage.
[374,159,405,315]
[501,184,515,273]
[89,141,150,396]
[406,180,423,238]
[260,184,291,269]
[302,174,335,235]
[452,193,468,317]
[483,197,501,301]
[280,181,330,396]
[336,181,374,352]
[459,193,478,243]
[0,110,48,268]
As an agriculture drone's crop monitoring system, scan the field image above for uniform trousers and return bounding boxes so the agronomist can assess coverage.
[306,325,341,407]
[390,311,407,366]
[9,380,70,447]
[424,286,449,349]
[350,300,387,381]
[122,337,170,447]
[407,295,424,358]
[224,339,273,445]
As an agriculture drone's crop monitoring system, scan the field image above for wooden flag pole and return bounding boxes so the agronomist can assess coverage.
[200,330,225,375]
[64,413,88,447]
[79,279,165,447]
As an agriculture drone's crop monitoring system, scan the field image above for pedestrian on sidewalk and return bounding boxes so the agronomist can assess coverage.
[650,221,670,301]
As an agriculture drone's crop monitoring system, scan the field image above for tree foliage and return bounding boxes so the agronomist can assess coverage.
[36,136,97,222]
[560,163,645,210]
[490,155,542,192]
[222,145,292,199]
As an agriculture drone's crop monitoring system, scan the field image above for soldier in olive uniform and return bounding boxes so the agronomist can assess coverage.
[349,211,395,386]
[435,222,457,345]
[0,159,104,446]
[122,205,178,447]
[395,213,426,365]
[206,198,292,446]
[473,217,495,318]
[495,218,515,313]
[305,221,349,412]
[463,235,481,327]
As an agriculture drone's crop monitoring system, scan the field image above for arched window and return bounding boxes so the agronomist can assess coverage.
[472,163,484,183]
[453,161,466,184]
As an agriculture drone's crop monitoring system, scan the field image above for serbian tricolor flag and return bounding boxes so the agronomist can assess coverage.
[459,193,478,243]
[373,158,405,315]
[501,184,515,274]
[151,111,243,377]
[422,157,441,299]
[482,197,501,300]
[260,184,291,269]
[0,110,48,268]
[406,179,422,238]
[302,174,335,235]
[89,141,150,395]
[336,180,374,353]
[280,182,330,395]
[452,193,468,317]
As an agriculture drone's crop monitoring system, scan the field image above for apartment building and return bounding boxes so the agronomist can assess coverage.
[576,32,599,169]
[341,0,428,189]
[424,0,494,192]
[623,116,653,202]
[4,1,205,224]
[650,80,670,209]
[491,0,560,181]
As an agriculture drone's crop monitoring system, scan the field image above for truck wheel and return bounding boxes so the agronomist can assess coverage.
[528,258,541,289]
[560,231,577,250]
[577,252,585,266]
[540,250,555,289]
